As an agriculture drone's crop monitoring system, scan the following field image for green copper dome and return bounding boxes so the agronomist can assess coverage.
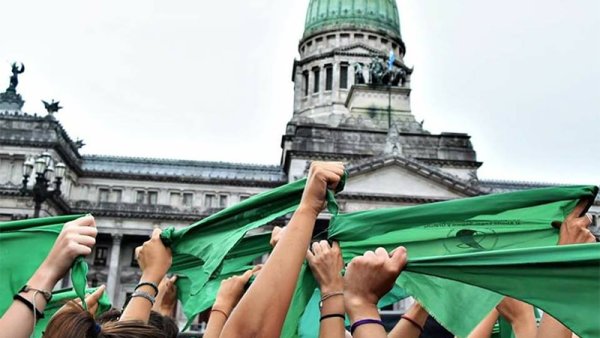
[303,0,401,40]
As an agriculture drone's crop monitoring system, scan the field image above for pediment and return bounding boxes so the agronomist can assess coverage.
[343,156,481,200]
[335,43,381,56]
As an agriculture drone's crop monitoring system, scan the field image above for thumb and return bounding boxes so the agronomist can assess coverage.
[389,247,407,273]
[151,228,162,240]
[240,269,253,283]
[85,285,106,308]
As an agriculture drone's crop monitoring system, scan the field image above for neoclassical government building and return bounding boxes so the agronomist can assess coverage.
[1,0,598,330]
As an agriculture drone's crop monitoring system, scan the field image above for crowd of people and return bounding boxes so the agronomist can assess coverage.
[0,162,596,338]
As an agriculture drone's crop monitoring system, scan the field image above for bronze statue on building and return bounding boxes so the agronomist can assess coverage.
[7,62,25,92]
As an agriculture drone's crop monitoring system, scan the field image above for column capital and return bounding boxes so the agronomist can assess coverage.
[112,233,123,243]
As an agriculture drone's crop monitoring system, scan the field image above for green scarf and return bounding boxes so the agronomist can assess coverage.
[286,185,598,337]
[0,215,89,315]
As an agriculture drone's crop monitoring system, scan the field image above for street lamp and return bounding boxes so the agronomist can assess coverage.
[20,153,67,218]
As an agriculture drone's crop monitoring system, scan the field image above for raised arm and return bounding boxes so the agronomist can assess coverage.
[120,228,172,323]
[0,215,98,338]
[204,269,254,338]
[537,200,594,338]
[496,297,537,338]
[387,301,429,338]
[344,247,407,338]
[220,161,344,338]
[307,241,346,338]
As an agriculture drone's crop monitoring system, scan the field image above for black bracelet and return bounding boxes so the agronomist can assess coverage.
[13,294,44,319]
[401,315,424,333]
[320,313,345,322]
[135,282,159,296]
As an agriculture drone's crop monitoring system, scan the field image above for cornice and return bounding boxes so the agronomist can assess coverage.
[416,158,483,169]
[81,171,286,188]
[346,154,484,197]
[339,192,451,204]
[295,42,412,73]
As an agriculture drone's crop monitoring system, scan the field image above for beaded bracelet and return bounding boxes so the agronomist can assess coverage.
[131,290,155,305]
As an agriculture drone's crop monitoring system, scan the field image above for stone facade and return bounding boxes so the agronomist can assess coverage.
[1,0,599,331]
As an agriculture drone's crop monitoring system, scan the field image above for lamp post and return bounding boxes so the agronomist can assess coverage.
[20,152,67,218]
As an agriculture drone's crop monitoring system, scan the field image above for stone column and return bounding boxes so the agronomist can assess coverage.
[106,234,122,303]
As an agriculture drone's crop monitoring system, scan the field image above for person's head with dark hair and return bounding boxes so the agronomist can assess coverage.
[43,302,163,338]
[149,311,178,338]
[96,309,178,338]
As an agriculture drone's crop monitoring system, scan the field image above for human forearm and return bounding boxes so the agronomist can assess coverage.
[346,301,387,338]
[388,302,428,338]
[0,265,56,338]
[468,309,499,338]
[120,272,162,322]
[319,290,345,338]
[204,310,228,338]
[512,312,537,338]
[536,314,572,338]
[221,206,318,338]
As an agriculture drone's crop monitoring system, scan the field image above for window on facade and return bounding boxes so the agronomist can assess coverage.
[239,195,249,202]
[93,246,108,266]
[302,71,309,96]
[313,67,320,93]
[147,191,158,205]
[183,193,194,207]
[112,189,122,203]
[219,194,228,208]
[325,64,333,91]
[340,63,349,89]
[170,192,180,206]
[98,188,109,203]
[136,191,146,204]
[131,248,139,267]
[205,194,216,208]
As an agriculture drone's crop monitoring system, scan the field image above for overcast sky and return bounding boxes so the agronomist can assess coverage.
[2,0,598,184]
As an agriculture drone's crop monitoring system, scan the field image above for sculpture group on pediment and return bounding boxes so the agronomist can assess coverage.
[353,55,407,87]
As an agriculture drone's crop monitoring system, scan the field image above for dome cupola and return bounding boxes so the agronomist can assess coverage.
[303,0,402,41]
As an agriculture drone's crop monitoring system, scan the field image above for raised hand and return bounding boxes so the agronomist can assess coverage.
[306,241,344,293]
[135,228,172,284]
[270,226,284,248]
[40,214,98,284]
[344,247,407,309]
[152,275,178,317]
[213,269,254,316]
[556,199,595,245]
[299,161,345,216]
